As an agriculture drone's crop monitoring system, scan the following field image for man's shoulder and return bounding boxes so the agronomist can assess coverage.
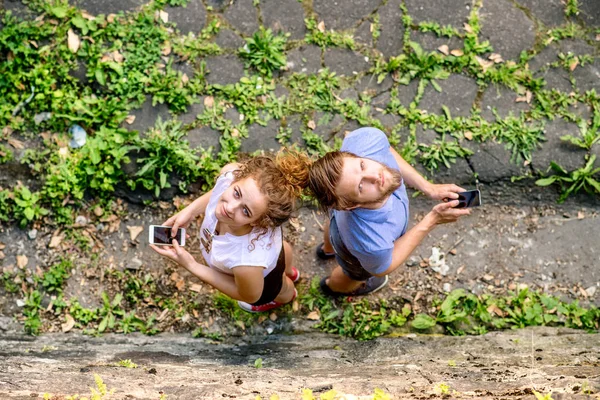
[341,127,389,156]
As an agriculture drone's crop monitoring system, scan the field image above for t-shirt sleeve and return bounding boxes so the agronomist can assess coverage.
[352,247,392,275]
[341,127,390,159]
[212,170,235,198]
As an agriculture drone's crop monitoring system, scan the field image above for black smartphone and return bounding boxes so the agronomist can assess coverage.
[149,225,186,246]
[455,189,481,208]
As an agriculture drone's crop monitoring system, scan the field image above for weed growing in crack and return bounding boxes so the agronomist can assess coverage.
[535,155,600,203]
[240,27,288,77]
[304,17,356,49]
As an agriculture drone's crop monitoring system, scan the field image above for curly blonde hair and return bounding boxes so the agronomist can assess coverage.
[232,149,311,248]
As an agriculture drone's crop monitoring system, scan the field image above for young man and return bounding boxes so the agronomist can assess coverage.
[308,127,471,296]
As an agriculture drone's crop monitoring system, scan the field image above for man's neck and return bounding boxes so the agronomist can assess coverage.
[356,194,391,210]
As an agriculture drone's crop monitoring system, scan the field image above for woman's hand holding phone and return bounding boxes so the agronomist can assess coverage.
[163,207,196,238]
[150,239,196,270]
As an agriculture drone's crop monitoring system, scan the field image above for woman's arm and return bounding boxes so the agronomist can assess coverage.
[150,240,265,303]
[185,262,265,303]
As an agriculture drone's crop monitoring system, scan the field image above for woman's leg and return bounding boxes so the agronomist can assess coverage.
[274,275,296,303]
[283,241,293,276]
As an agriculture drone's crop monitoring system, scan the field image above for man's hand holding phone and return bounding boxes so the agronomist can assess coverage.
[424,183,466,201]
[428,200,471,226]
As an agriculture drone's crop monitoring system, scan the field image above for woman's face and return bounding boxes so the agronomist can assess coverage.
[216,177,268,228]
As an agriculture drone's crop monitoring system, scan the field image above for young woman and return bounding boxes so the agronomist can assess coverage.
[150,150,310,312]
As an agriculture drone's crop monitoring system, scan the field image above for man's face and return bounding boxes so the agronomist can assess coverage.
[336,156,402,209]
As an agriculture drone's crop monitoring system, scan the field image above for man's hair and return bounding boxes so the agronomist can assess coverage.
[308,151,359,210]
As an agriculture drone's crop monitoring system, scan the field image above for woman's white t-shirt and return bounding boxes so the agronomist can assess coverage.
[199,171,282,277]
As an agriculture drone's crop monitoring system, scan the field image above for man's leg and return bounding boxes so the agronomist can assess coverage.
[322,219,335,254]
[325,265,363,293]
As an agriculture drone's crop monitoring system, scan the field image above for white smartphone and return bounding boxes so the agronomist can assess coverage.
[148,225,186,246]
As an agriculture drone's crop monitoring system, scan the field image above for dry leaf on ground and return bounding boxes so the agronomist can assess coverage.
[125,115,136,125]
[569,59,579,71]
[189,284,202,293]
[127,225,144,241]
[67,29,80,53]
[161,41,172,56]
[317,21,325,33]
[307,120,316,130]
[159,10,168,23]
[475,56,494,73]
[48,230,63,248]
[306,311,320,321]
[112,50,124,63]
[8,138,25,149]
[61,314,75,333]
[450,49,464,57]
[16,255,28,268]
[204,96,214,108]
[437,45,449,55]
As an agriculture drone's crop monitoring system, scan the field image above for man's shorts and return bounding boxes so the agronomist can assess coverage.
[329,214,374,282]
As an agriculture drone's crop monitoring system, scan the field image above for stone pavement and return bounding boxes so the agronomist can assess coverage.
[3,0,598,189]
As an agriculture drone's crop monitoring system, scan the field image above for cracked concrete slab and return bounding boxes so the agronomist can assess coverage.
[412,31,464,54]
[572,59,600,94]
[514,0,566,27]
[204,54,246,85]
[405,0,471,26]
[579,0,600,29]
[124,95,171,136]
[354,19,374,48]
[241,119,282,153]
[164,0,206,35]
[419,74,479,117]
[260,0,307,41]
[480,0,536,61]
[284,45,322,75]
[356,74,394,97]
[531,118,589,173]
[213,28,245,50]
[375,0,405,59]
[466,140,530,182]
[323,48,372,77]
[480,84,531,122]
[186,125,221,152]
[223,0,259,36]
[74,0,148,15]
[312,0,382,31]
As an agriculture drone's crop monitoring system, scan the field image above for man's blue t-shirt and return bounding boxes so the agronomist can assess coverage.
[332,127,410,275]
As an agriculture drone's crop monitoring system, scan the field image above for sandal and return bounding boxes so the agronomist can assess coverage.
[316,243,335,260]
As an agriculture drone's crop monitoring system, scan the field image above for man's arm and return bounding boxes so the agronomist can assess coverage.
[390,147,465,201]
[373,200,470,277]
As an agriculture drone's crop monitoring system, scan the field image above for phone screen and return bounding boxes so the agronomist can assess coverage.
[152,227,182,244]
[456,190,481,208]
